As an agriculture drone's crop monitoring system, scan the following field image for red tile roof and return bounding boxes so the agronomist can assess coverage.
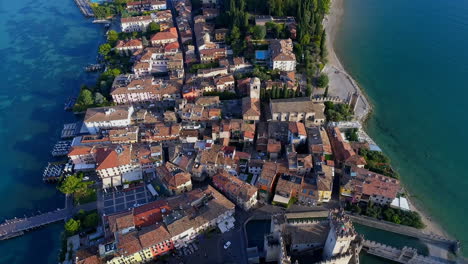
[151,27,178,41]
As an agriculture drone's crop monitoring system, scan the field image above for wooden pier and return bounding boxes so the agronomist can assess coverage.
[73,0,94,17]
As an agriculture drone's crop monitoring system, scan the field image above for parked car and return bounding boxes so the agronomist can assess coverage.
[224,241,231,249]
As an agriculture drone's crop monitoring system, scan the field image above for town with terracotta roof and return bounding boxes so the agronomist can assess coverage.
[4,0,458,264]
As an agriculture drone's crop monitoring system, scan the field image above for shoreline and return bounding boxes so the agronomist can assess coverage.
[323,0,452,252]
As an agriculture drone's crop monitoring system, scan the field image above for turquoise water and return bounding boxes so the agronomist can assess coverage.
[336,0,468,256]
[356,224,427,263]
[0,0,102,261]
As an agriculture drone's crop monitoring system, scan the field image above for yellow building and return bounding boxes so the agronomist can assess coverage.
[317,165,334,203]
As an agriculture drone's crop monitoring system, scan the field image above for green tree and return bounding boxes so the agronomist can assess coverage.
[317,73,329,88]
[107,30,119,46]
[76,89,94,107]
[319,30,327,59]
[98,43,112,57]
[83,212,99,229]
[58,174,93,200]
[300,33,311,46]
[64,219,81,236]
[306,84,313,96]
[251,25,266,40]
[147,22,160,35]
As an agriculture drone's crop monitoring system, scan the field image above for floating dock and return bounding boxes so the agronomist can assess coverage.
[51,141,72,157]
[73,0,94,17]
[61,123,79,139]
[43,162,65,182]
[84,64,104,72]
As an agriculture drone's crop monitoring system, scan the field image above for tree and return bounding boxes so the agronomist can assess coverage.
[83,212,99,229]
[306,84,313,96]
[147,22,160,35]
[229,26,241,44]
[252,25,266,40]
[317,73,329,88]
[98,43,112,57]
[266,22,283,38]
[107,30,119,46]
[76,89,94,107]
[94,92,107,105]
[319,30,327,59]
[64,219,81,236]
[58,174,93,201]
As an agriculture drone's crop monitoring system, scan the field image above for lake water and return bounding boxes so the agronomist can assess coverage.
[0,0,103,261]
[335,0,468,256]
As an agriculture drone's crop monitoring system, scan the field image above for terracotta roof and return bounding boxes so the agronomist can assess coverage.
[361,170,400,199]
[117,232,142,256]
[288,122,305,136]
[267,139,281,153]
[138,224,171,248]
[214,74,234,85]
[163,172,191,190]
[116,39,143,49]
[68,145,93,156]
[108,211,134,233]
[242,98,260,117]
[270,38,296,62]
[95,145,131,170]
[195,96,219,106]
[151,27,178,41]
[212,171,257,204]
[76,247,101,264]
[121,15,151,24]
[164,41,179,51]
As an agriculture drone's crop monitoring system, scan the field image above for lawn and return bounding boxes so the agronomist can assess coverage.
[75,189,97,205]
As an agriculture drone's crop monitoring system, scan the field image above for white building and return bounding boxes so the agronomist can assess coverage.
[84,105,134,134]
[121,13,160,32]
[269,39,296,72]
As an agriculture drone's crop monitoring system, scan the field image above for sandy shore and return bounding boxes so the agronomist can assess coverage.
[322,0,371,123]
[323,0,453,257]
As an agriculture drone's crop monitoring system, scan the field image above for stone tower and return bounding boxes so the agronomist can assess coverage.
[323,209,357,261]
[249,77,261,99]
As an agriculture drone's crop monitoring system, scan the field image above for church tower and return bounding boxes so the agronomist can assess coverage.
[249,77,261,99]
